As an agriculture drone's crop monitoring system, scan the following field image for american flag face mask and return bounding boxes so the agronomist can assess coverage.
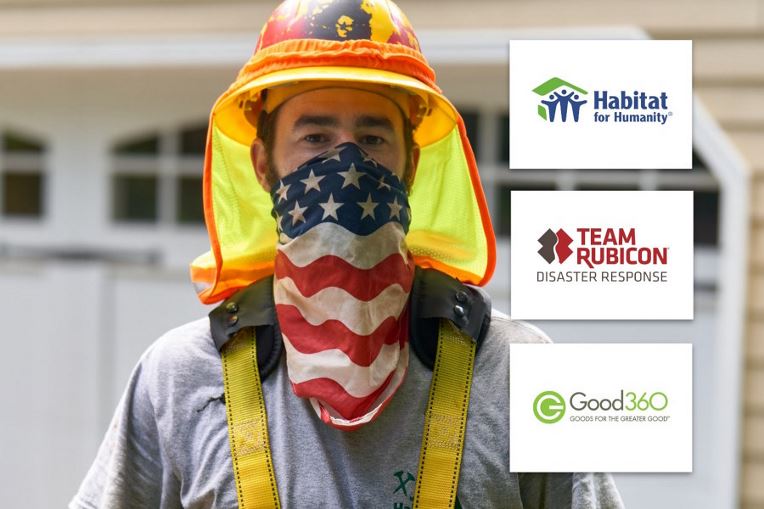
[270,143,415,431]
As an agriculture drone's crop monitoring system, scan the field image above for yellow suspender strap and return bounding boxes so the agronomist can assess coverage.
[413,319,477,509]
[221,320,476,509]
[221,328,281,509]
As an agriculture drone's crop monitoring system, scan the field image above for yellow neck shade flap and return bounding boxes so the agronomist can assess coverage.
[407,118,493,285]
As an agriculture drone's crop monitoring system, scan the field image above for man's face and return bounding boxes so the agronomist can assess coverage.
[252,87,416,188]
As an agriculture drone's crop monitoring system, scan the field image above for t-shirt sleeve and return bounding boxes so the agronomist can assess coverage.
[518,472,625,509]
[69,350,180,509]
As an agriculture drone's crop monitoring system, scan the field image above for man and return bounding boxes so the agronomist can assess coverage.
[71,1,624,507]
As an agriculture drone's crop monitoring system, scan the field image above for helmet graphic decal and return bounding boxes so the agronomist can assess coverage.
[256,0,420,52]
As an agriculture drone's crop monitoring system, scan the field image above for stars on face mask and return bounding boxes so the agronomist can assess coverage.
[388,197,403,220]
[288,201,308,225]
[319,194,343,221]
[357,194,378,220]
[320,146,344,163]
[275,182,290,203]
[362,153,379,167]
[339,163,364,189]
[272,143,410,238]
[300,170,325,194]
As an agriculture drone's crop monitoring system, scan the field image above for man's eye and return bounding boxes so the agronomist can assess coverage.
[361,135,385,146]
[304,134,326,143]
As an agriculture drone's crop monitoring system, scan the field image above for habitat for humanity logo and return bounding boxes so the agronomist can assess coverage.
[536,227,670,284]
[533,77,588,122]
[533,389,671,425]
[533,76,672,125]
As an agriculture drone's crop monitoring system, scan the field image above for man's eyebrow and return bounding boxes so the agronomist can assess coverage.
[293,115,339,129]
[292,114,395,131]
[355,115,395,131]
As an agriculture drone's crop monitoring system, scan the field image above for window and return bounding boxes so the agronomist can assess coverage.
[114,134,159,156]
[693,191,719,247]
[3,173,43,216]
[0,130,45,218]
[180,125,207,156]
[498,113,509,164]
[496,182,556,237]
[113,174,158,222]
[656,185,719,247]
[112,124,207,226]
[176,176,204,224]
[456,107,480,160]
[5,132,44,153]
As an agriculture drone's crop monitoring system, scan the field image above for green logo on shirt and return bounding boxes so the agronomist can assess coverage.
[391,470,462,508]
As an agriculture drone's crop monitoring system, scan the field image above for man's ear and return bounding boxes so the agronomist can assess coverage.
[250,139,270,190]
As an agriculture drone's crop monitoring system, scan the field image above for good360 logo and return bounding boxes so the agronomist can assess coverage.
[536,226,670,284]
[533,76,672,125]
[533,389,671,425]
[533,391,566,424]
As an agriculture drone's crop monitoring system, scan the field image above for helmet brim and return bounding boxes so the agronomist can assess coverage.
[213,65,459,148]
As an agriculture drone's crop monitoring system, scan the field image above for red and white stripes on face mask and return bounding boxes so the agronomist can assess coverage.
[271,143,414,431]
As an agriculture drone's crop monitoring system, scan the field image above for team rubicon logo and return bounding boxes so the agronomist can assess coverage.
[538,227,668,268]
[538,228,573,264]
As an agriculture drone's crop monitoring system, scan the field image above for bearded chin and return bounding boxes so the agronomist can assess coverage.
[269,143,415,431]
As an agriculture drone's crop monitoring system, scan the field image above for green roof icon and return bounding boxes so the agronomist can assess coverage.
[533,77,588,96]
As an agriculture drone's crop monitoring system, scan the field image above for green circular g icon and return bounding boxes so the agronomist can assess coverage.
[533,391,566,424]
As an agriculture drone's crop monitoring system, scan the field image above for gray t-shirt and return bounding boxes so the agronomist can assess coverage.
[70,312,624,509]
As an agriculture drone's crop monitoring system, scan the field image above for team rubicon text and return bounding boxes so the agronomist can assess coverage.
[538,227,670,283]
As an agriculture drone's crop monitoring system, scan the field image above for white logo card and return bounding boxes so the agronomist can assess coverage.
[509,40,692,169]
[510,191,694,320]
[509,343,693,472]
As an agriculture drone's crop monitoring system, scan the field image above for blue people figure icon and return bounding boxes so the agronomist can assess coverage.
[553,88,573,122]
[569,93,587,122]
[540,94,561,122]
